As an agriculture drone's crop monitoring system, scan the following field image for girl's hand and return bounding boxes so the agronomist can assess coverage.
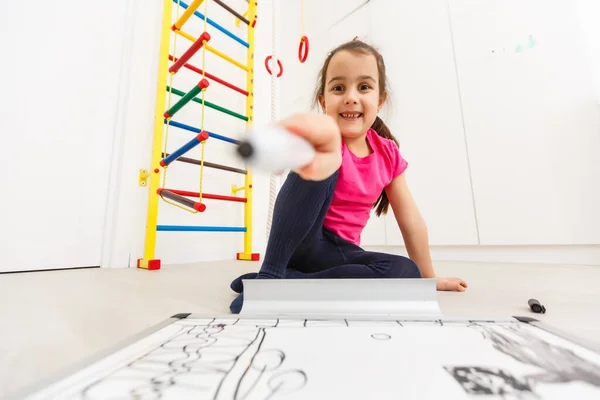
[279,113,342,181]
[436,277,468,292]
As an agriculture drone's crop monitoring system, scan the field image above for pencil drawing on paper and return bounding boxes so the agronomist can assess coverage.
[81,319,308,399]
[37,317,600,400]
[444,323,600,399]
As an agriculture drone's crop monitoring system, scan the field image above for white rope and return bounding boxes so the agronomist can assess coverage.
[266,0,279,240]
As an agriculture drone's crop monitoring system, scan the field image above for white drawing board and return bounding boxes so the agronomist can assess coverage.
[16,314,600,399]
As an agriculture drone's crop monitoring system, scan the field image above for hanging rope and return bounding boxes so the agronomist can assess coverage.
[198,0,209,203]
[298,0,308,63]
[159,0,211,214]
[266,0,280,240]
[301,0,304,38]
[160,0,198,214]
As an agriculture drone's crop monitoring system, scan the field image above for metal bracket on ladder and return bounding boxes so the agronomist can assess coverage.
[241,278,441,319]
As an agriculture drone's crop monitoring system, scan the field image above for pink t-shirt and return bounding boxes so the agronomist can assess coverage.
[323,128,408,246]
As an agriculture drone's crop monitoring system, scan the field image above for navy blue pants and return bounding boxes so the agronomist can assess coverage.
[229,170,421,313]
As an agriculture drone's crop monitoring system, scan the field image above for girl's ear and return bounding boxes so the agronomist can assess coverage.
[318,95,326,112]
[378,92,388,111]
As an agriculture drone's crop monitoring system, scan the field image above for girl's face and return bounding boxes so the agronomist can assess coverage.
[319,50,384,140]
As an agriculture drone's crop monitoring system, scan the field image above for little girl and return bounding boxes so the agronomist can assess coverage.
[230,39,467,313]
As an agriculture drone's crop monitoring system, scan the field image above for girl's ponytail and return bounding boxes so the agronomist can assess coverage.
[371,116,398,146]
[371,116,398,216]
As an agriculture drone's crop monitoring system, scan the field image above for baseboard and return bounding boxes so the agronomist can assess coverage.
[363,245,600,266]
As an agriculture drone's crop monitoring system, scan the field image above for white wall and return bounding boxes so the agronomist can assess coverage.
[449,0,600,246]
[0,0,129,272]
[372,0,480,247]
[575,0,600,100]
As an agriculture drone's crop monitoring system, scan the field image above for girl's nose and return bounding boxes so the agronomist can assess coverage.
[344,87,359,104]
[344,93,358,104]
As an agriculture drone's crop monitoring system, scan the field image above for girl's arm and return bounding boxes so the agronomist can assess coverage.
[385,173,435,278]
[385,173,468,291]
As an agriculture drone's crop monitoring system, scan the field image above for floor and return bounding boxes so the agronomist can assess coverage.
[0,260,599,398]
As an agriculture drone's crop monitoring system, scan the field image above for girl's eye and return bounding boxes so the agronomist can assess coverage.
[360,84,372,90]
[332,85,343,92]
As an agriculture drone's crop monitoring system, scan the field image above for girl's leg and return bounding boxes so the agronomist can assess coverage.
[285,252,421,279]
[229,171,339,312]
[258,171,339,278]
[286,230,421,279]
[232,230,421,295]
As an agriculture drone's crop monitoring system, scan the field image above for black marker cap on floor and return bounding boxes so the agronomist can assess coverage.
[528,298,546,314]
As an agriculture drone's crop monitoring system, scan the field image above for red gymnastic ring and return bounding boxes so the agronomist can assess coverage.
[298,36,309,63]
[264,55,283,77]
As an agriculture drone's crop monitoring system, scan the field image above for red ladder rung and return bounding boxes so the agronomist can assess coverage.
[162,188,247,203]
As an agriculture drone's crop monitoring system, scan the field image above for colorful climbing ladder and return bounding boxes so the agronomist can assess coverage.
[138,0,259,270]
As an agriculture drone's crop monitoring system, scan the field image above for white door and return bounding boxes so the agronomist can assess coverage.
[0,1,129,272]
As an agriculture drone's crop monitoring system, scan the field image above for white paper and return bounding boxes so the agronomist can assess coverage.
[22,316,600,400]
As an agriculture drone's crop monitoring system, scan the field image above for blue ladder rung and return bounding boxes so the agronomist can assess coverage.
[165,119,240,145]
[174,0,250,48]
[157,225,247,232]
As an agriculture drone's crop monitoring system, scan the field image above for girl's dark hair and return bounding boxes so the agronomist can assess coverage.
[312,39,398,216]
